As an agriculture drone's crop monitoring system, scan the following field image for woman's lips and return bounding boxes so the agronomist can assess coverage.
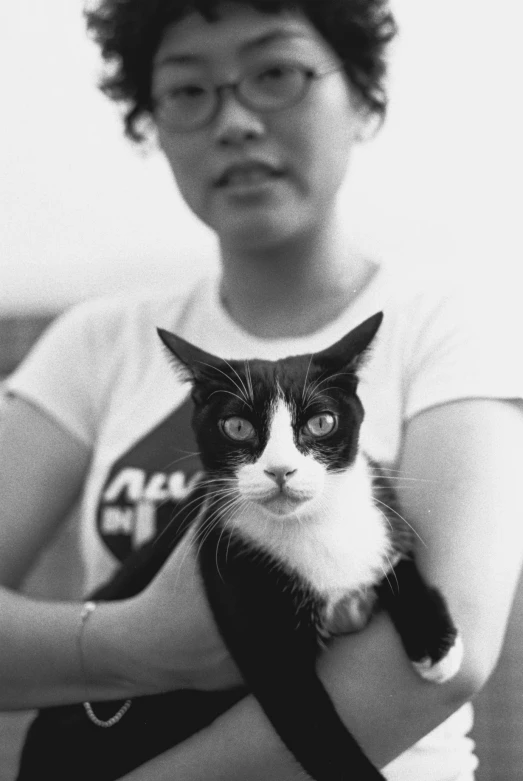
[215,162,284,188]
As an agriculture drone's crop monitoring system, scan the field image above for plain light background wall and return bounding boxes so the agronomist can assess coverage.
[1,0,521,313]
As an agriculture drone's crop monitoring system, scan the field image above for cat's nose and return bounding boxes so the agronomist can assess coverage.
[264,467,297,487]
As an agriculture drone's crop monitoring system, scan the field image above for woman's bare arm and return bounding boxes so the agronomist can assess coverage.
[0,397,131,708]
[117,398,523,779]
[0,395,93,589]
[0,396,240,709]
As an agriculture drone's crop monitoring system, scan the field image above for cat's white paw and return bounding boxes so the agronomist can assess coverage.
[413,634,464,684]
[323,591,377,637]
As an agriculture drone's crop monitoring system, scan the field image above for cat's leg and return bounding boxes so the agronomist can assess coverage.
[321,589,377,640]
[199,527,386,781]
[377,558,464,684]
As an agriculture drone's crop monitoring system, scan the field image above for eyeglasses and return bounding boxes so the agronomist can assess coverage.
[152,62,341,133]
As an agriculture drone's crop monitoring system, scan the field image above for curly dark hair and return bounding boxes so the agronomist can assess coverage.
[84,0,397,142]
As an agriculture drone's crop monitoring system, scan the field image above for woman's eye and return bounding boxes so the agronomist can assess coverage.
[304,413,337,438]
[260,64,287,80]
[221,417,256,442]
[157,82,208,106]
[171,84,207,99]
[257,63,296,85]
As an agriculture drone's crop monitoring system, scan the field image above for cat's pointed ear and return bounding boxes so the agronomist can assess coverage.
[157,328,219,384]
[315,312,383,371]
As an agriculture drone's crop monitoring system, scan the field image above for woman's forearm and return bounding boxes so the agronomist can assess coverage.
[317,612,474,768]
[0,587,132,710]
[119,612,476,781]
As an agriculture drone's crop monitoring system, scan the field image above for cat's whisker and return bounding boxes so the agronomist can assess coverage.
[376,477,436,485]
[158,488,231,547]
[151,488,212,548]
[165,499,223,595]
[196,491,238,507]
[202,475,238,487]
[195,501,245,569]
[195,495,243,547]
[375,507,396,540]
[214,522,231,584]
[373,498,427,548]
[194,516,224,560]
[152,470,240,531]
[318,370,358,384]
[244,361,255,406]
[202,476,237,490]
[164,448,201,461]
[191,488,228,525]
[370,466,421,474]
[193,475,240,496]
[203,493,242,523]
[302,370,328,407]
[369,468,439,485]
[221,358,254,409]
[381,546,401,592]
[136,473,206,522]
[380,559,399,596]
[170,494,240,594]
[208,388,252,409]
[303,370,358,408]
[190,496,235,523]
[224,511,242,564]
[149,451,202,475]
[142,468,236,527]
[211,502,241,564]
[303,386,346,409]
[216,499,250,567]
[198,361,253,410]
[156,483,230,528]
[301,354,315,404]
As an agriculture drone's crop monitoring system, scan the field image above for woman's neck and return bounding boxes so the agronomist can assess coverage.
[218,216,377,339]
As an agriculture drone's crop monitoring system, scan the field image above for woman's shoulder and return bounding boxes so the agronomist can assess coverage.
[368,262,489,345]
[54,277,207,346]
[372,263,469,313]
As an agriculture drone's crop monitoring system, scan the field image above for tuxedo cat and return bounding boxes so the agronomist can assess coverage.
[17,312,462,781]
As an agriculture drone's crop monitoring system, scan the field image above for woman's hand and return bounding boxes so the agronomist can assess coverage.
[109,528,243,696]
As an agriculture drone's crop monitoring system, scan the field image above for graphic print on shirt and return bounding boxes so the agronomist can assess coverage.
[97,397,204,562]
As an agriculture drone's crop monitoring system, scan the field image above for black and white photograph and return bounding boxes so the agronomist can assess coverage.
[1,1,522,779]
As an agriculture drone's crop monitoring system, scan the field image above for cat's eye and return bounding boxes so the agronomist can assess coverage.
[304,413,337,438]
[221,417,256,442]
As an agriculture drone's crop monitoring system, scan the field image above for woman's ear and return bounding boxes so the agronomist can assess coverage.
[352,102,381,143]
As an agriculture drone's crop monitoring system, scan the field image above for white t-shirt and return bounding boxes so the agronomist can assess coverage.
[6,265,522,780]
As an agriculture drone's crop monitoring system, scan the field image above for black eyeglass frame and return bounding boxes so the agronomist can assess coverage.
[152,63,342,133]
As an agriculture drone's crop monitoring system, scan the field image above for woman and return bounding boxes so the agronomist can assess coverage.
[2,1,523,779]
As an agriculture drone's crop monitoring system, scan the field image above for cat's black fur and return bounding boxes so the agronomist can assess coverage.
[17,313,460,781]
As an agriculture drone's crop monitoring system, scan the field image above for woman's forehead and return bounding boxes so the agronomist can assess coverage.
[153,4,331,70]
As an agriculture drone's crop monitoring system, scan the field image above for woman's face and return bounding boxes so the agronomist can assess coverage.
[152,3,368,250]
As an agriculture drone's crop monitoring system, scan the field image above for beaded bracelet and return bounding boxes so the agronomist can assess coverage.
[78,601,132,728]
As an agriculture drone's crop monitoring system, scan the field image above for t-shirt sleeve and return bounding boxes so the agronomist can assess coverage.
[3,299,123,446]
[401,280,523,421]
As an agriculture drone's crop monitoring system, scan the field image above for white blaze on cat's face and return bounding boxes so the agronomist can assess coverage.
[237,398,324,514]
[231,397,392,597]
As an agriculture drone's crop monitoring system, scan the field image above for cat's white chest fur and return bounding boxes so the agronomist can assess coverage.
[228,399,392,604]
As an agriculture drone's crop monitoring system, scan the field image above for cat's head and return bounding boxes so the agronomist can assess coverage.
[158,312,382,520]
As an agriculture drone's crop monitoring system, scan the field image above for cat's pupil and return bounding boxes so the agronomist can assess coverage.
[305,413,337,438]
[222,416,256,442]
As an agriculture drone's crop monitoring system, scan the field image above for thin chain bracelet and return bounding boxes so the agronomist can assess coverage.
[78,601,132,728]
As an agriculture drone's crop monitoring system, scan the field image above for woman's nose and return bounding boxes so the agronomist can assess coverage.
[212,89,266,146]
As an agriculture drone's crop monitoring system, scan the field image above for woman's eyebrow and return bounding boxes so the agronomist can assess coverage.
[154,30,312,69]
[242,29,312,52]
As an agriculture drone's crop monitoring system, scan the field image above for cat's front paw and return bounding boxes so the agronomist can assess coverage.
[412,633,464,684]
[322,590,377,637]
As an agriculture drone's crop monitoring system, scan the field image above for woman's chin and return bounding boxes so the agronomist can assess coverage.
[210,199,306,251]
